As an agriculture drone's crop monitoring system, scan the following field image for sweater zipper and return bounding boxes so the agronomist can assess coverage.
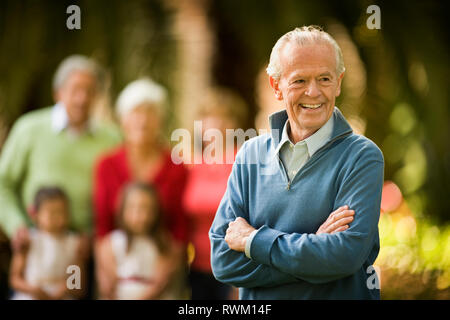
[276,154,291,190]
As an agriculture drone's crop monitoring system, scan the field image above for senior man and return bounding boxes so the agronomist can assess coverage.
[0,55,121,242]
[209,26,384,299]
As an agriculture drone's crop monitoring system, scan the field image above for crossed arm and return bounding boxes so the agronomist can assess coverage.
[209,150,384,288]
[225,205,355,253]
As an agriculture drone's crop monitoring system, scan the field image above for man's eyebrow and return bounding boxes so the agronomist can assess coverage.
[289,72,306,78]
[318,72,332,77]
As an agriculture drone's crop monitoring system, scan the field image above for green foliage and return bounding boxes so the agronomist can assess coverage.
[376,209,450,298]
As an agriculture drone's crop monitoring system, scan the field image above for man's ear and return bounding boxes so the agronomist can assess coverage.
[269,76,283,101]
[335,72,345,97]
[53,89,61,103]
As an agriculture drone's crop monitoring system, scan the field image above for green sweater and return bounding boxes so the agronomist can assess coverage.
[0,107,122,237]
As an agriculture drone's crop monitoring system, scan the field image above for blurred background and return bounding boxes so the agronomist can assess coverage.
[0,0,449,299]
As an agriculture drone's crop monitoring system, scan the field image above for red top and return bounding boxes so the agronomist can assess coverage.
[182,158,234,273]
[94,146,188,244]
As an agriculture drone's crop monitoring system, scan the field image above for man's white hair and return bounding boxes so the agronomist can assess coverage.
[52,55,101,91]
[116,78,167,118]
[266,25,345,80]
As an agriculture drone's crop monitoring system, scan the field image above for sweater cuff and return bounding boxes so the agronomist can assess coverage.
[249,225,285,266]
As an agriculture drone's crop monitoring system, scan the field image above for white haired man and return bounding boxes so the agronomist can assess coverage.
[210,26,384,299]
[0,55,121,247]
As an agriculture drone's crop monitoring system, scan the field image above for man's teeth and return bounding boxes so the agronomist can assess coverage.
[301,104,322,109]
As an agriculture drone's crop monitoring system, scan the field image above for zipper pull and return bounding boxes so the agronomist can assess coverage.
[286,181,291,190]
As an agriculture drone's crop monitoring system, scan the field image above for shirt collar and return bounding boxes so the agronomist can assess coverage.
[51,102,94,135]
[273,114,335,158]
[51,103,69,133]
[304,115,334,157]
[273,120,292,155]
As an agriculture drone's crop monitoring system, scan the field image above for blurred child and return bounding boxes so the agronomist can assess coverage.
[9,186,87,299]
[97,182,183,299]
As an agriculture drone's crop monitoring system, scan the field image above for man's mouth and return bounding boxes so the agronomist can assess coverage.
[300,103,323,109]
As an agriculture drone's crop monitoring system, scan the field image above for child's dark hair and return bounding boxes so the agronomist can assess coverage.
[117,182,170,255]
[34,186,69,212]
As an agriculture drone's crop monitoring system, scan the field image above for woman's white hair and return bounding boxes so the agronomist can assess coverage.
[52,55,101,91]
[266,25,345,80]
[116,78,167,118]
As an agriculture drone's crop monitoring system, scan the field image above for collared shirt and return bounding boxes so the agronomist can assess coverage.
[51,103,93,136]
[51,102,70,133]
[0,106,122,237]
[276,115,335,181]
[245,115,334,259]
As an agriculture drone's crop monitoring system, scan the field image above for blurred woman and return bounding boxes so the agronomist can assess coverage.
[182,87,248,299]
[94,78,189,298]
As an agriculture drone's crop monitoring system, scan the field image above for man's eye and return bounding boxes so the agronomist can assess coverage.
[294,79,305,84]
[320,77,330,82]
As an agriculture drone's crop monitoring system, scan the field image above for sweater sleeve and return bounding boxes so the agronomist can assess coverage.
[0,118,32,237]
[209,144,300,289]
[249,147,384,284]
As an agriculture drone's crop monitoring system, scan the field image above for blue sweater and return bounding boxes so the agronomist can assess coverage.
[209,107,384,299]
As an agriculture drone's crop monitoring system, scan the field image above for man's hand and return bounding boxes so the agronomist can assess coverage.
[316,205,355,235]
[11,227,30,253]
[225,217,256,252]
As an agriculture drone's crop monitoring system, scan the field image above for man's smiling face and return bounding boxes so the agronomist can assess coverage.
[270,42,344,142]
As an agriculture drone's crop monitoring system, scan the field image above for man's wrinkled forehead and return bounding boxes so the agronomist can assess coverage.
[281,42,338,75]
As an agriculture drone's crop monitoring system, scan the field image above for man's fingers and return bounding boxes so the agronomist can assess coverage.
[235,217,248,225]
[229,217,245,225]
[328,206,349,222]
[328,209,354,228]
[317,207,354,235]
[323,206,350,229]
[331,205,348,217]
[331,225,349,234]
[328,215,354,232]
[336,209,355,221]
[227,218,242,233]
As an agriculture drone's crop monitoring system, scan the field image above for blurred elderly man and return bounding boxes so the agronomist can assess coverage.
[210,26,384,299]
[0,55,121,242]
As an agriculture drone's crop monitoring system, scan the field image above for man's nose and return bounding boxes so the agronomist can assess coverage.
[305,81,320,97]
[75,89,92,104]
